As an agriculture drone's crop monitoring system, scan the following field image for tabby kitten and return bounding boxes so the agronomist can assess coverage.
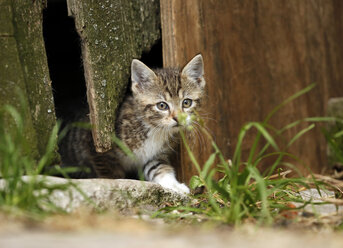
[60,54,206,194]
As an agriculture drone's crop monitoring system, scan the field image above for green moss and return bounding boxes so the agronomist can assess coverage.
[0,2,14,36]
[0,1,39,157]
[0,37,39,159]
[11,0,59,163]
[68,0,160,152]
[0,0,59,164]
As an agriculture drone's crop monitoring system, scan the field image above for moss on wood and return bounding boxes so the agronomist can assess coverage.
[0,0,59,163]
[11,0,58,162]
[67,0,160,152]
[0,0,14,36]
[0,37,39,158]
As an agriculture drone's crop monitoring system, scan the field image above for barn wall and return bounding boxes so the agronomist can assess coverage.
[161,0,343,183]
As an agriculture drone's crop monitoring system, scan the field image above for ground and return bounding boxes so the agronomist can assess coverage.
[1,212,343,248]
[1,176,343,247]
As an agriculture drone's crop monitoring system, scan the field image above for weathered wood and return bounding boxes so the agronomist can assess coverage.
[0,0,13,36]
[0,0,58,162]
[161,0,343,183]
[67,0,161,152]
[11,0,58,161]
[0,38,39,158]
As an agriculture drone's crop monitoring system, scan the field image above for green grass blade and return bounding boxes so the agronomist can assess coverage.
[334,130,343,138]
[247,166,271,223]
[201,152,216,179]
[234,122,279,167]
[112,135,135,159]
[2,105,23,132]
[37,123,60,174]
[180,130,202,174]
[287,123,315,148]
[264,83,315,124]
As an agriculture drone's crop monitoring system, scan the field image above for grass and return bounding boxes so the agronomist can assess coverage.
[323,118,343,169]
[1,86,342,227]
[155,84,343,226]
[0,93,73,218]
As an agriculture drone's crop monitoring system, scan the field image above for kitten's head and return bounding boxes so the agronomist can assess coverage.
[131,54,205,131]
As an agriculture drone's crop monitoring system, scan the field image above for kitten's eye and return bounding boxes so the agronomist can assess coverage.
[156,101,169,110]
[182,99,193,108]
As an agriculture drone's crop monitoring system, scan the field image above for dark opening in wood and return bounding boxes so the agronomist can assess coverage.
[43,0,87,121]
[42,0,163,121]
[140,38,163,69]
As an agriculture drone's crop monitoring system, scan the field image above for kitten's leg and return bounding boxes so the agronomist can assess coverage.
[143,161,190,194]
[93,151,125,179]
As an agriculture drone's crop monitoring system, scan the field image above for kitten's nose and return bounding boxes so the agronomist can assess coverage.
[171,112,178,123]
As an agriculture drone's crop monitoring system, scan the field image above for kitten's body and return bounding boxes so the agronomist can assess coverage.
[59,55,205,194]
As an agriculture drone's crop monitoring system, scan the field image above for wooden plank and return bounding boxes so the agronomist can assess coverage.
[0,37,39,158]
[0,0,58,162]
[67,0,161,152]
[161,0,343,183]
[0,0,14,36]
[11,0,59,162]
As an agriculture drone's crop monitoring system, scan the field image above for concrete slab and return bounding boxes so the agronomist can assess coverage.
[0,176,189,213]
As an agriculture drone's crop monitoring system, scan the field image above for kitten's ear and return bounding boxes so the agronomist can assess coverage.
[181,54,205,88]
[131,59,157,93]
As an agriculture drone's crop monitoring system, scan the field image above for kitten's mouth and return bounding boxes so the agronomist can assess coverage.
[173,123,189,130]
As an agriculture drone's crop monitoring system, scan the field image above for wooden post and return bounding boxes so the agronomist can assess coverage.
[67,0,161,153]
[161,0,343,183]
[0,0,58,162]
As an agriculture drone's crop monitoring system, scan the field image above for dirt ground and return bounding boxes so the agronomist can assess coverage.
[1,175,343,247]
[1,211,343,248]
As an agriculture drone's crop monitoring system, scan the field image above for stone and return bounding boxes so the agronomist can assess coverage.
[328,98,343,119]
[296,189,343,215]
[327,97,343,168]
[0,176,189,213]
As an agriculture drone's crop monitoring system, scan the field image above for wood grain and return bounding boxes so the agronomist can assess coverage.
[161,0,343,183]
[67,0,160,152]
[0,0,59,163]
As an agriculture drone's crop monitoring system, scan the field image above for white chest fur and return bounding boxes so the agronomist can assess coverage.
[116,129,170,169]
[134,130,168,165]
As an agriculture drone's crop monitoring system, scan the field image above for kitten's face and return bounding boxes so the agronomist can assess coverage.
[131,55,205,131]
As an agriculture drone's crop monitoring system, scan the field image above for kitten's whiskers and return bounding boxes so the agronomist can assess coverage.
[189,123,205,152]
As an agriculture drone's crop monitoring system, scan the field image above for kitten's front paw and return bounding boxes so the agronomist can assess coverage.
[171,182,190,195]
[162,181,190,195]
[155,174,190,195]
